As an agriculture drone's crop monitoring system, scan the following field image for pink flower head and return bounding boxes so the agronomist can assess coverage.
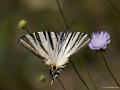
[88,31,110,51]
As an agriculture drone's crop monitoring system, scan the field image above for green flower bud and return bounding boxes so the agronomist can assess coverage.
[38,75,46,82]
[18,19,27,30]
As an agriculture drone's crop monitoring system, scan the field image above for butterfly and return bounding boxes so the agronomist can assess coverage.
[18,31,90,84]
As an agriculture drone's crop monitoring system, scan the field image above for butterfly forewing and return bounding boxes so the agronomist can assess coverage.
[56,32,90,66]
[19,36,42,58]
[18,31,60,65]
[68,32,90,55]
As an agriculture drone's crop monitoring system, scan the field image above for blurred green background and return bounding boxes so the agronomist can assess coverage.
[0,0,120,90]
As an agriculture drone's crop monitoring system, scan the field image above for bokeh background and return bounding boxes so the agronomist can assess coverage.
[0,0,120,90]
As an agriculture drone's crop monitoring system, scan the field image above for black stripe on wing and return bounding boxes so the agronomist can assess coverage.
[64,32,74,50]
[67,32,82,53]
[18,35,44,59]
[43,31,47,40]
[55,33,59,41]
[29,34,37,44]
[72,32,77,40]
[57,31,69,54]
[77,33,86,44]
[47,32,54,50]
[35,32,48,55]
[74,34,90,53]
[68,32,90,55]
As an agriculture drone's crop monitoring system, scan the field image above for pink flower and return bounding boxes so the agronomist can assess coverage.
[88,31,110,51]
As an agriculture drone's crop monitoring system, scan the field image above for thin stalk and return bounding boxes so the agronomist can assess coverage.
[101,52,120,87]
[56,0,89,89]
[56,19,65,31]
[83,62,97,90]
[57,78,66,90]
[56,0,69,29]
[25,28,30,34]
[70,59,89,90]
[107,0,120,15]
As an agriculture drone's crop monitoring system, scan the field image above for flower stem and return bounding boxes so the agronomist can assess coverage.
[107,0,120,15]
[101,51,120,87]
[70,59,89,90]
[56,1,89,89]
[56,0,69,29]
[57,78,66,90]
[83,61,97,90]
[25,28,30,34]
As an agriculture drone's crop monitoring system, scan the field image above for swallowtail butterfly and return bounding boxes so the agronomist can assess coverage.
[18,31,90,84]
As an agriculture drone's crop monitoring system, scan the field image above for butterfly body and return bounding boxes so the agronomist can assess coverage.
[49,64,65,85]
[18,31,90,84]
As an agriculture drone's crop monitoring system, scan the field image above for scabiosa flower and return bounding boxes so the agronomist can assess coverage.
[88,31,120,87]
[88,31,110,51]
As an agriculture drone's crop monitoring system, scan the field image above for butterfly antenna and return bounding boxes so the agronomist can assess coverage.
[57,78,66,90]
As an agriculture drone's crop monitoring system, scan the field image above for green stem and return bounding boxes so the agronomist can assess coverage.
[107,0,120,15]
[101,52,120,87]
[56,0,69,29]
[56,0,89,89]
[70,59,89,90]
[57,78,66,90]
[25,28,30,34]
[83,62,97,90]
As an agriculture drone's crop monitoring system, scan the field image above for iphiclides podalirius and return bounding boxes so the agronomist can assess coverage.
[18,31,90,85]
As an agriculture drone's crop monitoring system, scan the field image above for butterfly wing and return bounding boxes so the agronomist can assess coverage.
[18,31,60,65]
[19,31,90,84]
[55,32,90,67]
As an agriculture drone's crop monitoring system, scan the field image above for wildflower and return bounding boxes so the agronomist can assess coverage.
[88,31,110,51]
[88,31,120,87]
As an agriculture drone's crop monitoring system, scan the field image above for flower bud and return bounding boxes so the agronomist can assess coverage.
[18,19,27,30]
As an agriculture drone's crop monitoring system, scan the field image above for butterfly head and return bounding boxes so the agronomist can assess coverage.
[49,65,64,85]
